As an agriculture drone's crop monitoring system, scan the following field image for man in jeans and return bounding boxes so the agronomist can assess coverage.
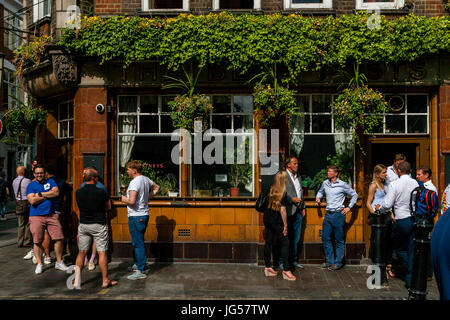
[121,161,160,280]
[316,165,358,271]
[26,164,69,274]
[376,161,419,289]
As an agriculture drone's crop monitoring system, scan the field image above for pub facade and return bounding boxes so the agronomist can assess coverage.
[18,0,450,263]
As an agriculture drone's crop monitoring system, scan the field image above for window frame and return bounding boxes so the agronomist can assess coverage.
[212,0,261,10]
[141,0,190,12]
[355,0,405,10]
[284,0,333,9]
[57,101,74,139]
[4,9,23,51]
[33,0,51,23]
[3,68,22,110]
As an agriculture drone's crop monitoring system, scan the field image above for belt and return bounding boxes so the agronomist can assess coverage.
[326,210,342,214]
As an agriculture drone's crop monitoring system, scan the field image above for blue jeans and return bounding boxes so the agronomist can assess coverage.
[322,211,346,267]
[391,217,414,287]
[0,200,6,218]
[128,216,149,272]
[278,211,303,266]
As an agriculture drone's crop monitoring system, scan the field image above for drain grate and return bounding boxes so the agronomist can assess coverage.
[178,228,191,237]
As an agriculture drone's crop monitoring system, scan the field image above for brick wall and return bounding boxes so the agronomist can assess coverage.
[91,0,448,17]
[439,84,450,193]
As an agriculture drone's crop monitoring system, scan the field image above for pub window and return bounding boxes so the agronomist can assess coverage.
[3,69,24,110]
[117,95,180,196]
[289,94,354,193]
[142,0,189,11]
[58,101,74,139]
[355,0,405,10]
[284,0,333,9]
[212,0,261,10]
[4,9,23,51]
[191,95,255,197]
[33,0,51,23]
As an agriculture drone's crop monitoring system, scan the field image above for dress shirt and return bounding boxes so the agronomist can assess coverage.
[386,165,399,186]
[424,180,437,193]
[287,169,301,199]
[379,174,419,220]
[316,179,358,212]
[442,184,450,215]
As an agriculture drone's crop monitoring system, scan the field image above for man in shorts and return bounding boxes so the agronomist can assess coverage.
[72,167,116,289]
[26,164,69,274]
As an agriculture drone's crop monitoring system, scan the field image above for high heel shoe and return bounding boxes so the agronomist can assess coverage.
[264,267,277,277]
[282,271,296,281]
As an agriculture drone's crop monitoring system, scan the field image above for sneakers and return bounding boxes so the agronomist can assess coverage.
[88,261,96,271]
[128,264,138,272]
[44,256,52,265]
[328,264,343,271]
[127,270,147,280]
[23,250,34,260]
[35,264,43,274]
[292,262,304,269]
[55,261,69,271]
[32,253,45,265]
[320,263,331,269]
[0,217,6,221]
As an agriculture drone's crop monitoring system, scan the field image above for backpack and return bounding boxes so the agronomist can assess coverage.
[410,181,439,219]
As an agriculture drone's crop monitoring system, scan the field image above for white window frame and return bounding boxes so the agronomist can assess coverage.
[4,9,23,51]
[57,101,74,139]
[33,0,51,23]
[284,0,333,9]
[142,0,189,12]
[355,0,405,10]
[212,0,261,10]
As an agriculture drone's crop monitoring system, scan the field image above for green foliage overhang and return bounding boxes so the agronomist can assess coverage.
[55,12,450,81]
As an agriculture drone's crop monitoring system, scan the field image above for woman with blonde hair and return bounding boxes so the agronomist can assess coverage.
[366,164,395,279]
[263,171,296,281]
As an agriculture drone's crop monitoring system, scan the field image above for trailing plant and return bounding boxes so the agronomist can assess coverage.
[14,35,53,79]
[1,97,47,145]
[331,63,388,153]
[310,153,353,191]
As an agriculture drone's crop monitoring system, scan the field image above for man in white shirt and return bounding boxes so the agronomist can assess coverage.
[376,161,418,289]
[121,161,160,280]
[282,157,305,270]
[416,166,437,193]
[386,154,406,186]
[441,184,450,216]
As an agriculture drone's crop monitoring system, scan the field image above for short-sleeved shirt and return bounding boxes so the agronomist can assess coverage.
[49,176,68,214]
[81,181,107,192]
[13,176,31,200]
[26,179,58,217]
[126,175,153,217]
[76,184,109,224]
[263,192,288,225]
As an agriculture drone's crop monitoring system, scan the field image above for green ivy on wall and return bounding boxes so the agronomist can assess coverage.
[50,12,450,82]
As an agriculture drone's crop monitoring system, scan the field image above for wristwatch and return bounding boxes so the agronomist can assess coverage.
[38,192,43,197]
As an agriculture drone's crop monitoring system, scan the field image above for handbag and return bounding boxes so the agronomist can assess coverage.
[255,191,268,213]
[15,178,30,215]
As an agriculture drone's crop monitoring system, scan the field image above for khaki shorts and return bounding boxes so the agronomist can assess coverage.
[29,214,64,244]
[78,223,109,252]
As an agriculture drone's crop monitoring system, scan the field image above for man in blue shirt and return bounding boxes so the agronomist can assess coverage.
[26,164,69,275]
[316,165,358,271]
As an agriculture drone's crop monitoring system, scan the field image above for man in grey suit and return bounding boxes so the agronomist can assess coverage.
[280,156,306,270]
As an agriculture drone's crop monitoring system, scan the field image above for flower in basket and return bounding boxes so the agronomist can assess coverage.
[168,94,213,132]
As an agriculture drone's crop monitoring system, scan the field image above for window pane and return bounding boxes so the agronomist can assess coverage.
[119,96,138,113]
[69,121,73,137]
[219,0,254,9]
[119,136,180,196]
[59,121,68,138]
[233,115,253,131]
[151,0,183,9]
[407,115,427,133]
[213,96,231,113]
[407,95,428,113]
[385,95,405,113]
[290,114,309,134]
[68,102,73,118]
[312,95,331,113]
[59,103,68,120]
[233,96,253,113]
[118,115,137,134]
[161,115,175,133]
[385,115,405,133]
[297,96,310,113]
[162,96,176,112]
[212,115,232,133]
[140,96,158,113]
[139,116,159,133]
[312,115,331,133]
[293,0,323,3]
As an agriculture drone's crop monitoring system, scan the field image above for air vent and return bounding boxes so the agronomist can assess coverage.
[178,228,191,238]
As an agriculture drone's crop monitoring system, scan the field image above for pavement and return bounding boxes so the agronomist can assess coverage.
[0,213,440,300]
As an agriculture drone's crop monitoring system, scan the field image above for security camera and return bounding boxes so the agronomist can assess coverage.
[95,104,105,113]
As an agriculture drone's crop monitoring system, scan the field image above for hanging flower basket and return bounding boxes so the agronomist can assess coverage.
[168,94,213,132]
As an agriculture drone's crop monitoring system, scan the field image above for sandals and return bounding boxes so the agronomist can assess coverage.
[264,267,277,277]
[386,265,395,278]
[102,279,118,289]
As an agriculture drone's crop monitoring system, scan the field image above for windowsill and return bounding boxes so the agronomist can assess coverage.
[138,10,191,16]
[213,9,262,13]
[354,8,412,15]
[281,9,336,16]
[28,16,51,30]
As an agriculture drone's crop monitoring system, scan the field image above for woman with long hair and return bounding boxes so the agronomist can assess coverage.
[366,164,395,278]
[263,171,296,281]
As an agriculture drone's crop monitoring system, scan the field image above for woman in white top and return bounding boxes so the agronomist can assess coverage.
[366,164,395,278]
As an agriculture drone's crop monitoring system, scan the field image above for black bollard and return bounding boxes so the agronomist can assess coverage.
[369,210,389,287]
[408,216,434,300]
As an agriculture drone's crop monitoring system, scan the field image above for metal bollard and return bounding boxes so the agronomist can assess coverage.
[369,210,389,286]
[408,216,434,300]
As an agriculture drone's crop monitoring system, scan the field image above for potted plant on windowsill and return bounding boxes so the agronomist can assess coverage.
[193,180,213,197]
[301,175,313,197]
[227,163,252,197]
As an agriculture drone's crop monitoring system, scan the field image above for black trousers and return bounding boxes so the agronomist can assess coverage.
[263,210,290,272]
